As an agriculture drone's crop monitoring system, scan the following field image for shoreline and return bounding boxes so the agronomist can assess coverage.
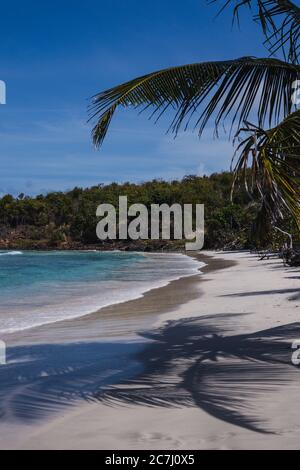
[2,250,300,449]
[3,251,213,347]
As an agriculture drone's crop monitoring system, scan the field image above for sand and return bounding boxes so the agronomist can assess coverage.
[2,251,300,450]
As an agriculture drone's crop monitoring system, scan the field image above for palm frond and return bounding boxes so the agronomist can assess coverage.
[89,57,299,147]
[232,108,300,224]
[216,0,300,63]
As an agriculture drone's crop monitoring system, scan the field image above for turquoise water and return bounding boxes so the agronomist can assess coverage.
[0,250,202,334]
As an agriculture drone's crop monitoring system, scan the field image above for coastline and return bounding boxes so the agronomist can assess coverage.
[2,251,210,346]
[2,250,300,449]
[0,250,211,450]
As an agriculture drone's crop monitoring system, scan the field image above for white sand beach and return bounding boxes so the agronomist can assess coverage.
[1,250,300,450]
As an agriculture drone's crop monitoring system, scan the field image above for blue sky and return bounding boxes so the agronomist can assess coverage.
[0,0,266,196]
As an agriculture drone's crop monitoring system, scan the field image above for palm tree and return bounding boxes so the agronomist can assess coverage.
[89,1,300,228]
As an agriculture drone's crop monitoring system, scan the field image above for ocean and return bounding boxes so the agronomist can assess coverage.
[0,250,202,334]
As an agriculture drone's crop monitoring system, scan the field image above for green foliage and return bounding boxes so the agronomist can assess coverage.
[1,172,295,250]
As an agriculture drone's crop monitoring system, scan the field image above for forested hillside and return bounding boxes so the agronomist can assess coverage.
[0,173,297,251]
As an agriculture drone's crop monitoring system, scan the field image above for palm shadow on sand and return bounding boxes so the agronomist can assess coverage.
[0,313,299,434]
[0,341,144,422]
[96,313,300,434]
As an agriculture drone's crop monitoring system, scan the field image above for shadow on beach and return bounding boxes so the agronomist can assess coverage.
[96,313,300,434]
[0,313,299,435]
[0,341,144,422]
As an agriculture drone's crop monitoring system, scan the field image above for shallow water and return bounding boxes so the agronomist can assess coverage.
[0,250,203,334]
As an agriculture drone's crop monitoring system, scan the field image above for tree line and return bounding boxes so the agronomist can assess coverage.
[0,172,297,251]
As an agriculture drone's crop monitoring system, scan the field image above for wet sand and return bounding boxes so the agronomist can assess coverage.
[3,252,224,346]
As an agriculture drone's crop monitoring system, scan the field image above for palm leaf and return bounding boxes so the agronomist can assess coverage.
[89,57,299,147]
[216,0,300,63]
[232,109,300,223]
